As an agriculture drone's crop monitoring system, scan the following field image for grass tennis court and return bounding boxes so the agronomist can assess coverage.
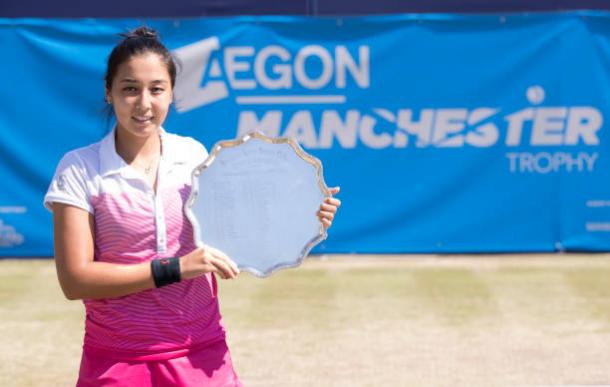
[2,254,610,386]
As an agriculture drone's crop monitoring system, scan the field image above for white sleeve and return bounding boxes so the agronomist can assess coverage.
[43,151,93,214]
[191,138,209,165]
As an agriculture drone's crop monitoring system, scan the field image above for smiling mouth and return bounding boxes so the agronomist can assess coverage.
[133,116,153,123]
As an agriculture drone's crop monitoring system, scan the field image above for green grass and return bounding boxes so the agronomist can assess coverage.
[3,255,610,386]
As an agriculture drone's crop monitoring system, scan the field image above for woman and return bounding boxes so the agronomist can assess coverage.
[44,26,340,386]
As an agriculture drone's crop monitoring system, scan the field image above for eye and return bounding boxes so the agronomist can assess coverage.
[151,87,165,94]
[122,86,138,93]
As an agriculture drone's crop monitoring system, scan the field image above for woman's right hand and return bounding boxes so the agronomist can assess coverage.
[180,245,240,280]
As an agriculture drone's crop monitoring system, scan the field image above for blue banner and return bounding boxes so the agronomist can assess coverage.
[1,13,610,255]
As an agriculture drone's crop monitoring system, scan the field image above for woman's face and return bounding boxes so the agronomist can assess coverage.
[106,52,173,139]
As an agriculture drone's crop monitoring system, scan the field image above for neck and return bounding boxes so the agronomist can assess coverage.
[114,126,161,163]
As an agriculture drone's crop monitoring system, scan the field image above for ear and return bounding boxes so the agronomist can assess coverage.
[105,88,112,104]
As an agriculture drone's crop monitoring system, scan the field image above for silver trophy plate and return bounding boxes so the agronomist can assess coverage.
[185,132,331,277]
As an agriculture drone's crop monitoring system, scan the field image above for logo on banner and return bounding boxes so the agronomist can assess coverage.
[0,219,24,248]
[172,36,369,111]
[172,38,602,173]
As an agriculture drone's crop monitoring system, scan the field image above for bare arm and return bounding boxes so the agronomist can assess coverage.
[53,203,155,299]
[52,203,239,301]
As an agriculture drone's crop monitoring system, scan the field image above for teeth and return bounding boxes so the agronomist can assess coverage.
[133,116,152,122]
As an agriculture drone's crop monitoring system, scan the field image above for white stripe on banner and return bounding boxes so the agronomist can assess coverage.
[236,95,346,105]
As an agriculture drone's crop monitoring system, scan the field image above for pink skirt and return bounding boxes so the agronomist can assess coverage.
[76,339,242,387]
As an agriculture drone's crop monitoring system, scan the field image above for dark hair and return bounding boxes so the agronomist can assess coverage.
[104,26,177,91]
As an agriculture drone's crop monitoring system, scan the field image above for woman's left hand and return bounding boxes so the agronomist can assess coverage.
[317,186,341,228]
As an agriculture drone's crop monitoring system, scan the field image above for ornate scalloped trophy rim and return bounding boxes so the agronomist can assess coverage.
[184,131,332,278]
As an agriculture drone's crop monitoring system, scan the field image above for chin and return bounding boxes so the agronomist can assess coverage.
[118,123,160,138]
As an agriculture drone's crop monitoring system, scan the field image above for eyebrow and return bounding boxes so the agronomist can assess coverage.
[119,78,169,84]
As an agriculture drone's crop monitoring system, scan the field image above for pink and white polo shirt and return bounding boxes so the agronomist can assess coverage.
[44,128,226,358]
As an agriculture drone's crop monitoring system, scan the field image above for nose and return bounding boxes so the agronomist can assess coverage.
[136,89,152,112]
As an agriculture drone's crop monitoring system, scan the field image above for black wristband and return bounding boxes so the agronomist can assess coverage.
[151,257,181,288]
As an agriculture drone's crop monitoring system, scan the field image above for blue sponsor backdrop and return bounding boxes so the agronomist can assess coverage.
[1,12,610,256]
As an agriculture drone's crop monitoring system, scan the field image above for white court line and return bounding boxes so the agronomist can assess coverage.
[236,95,346,105]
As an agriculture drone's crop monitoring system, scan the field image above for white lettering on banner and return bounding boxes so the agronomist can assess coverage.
[255,46,291,89]
[172,38,369,111]
[586,200,610,208]
[505,107,602,146]
[394,106,601,148]
[171,37,603,149]
[336,46,369,88]
[505,152,598,173]
[586,222,610,232]
[318,110,360,148]
[238,110,403,149]
[224,47,256,89]
[360,114,392,149]
[585,197,610,235]
[0,219,24,247]
[252,45,370,90]
[283,111,318,148]
[237,104,602,151]
[294,45,334,89]
[0,206,27,214]
[171,37,603,172]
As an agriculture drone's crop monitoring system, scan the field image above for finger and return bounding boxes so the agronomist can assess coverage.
[207,245,240,275]
[210,257,236,279]
[320,218,332,228]
[200,247,232,279]
[329,186,340,195]
[219,256,240,276]
[200,255,227,279]
[317,210,335,221]
[213,255,238,279]
[324,197,341,207]
[319,203,338,213]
